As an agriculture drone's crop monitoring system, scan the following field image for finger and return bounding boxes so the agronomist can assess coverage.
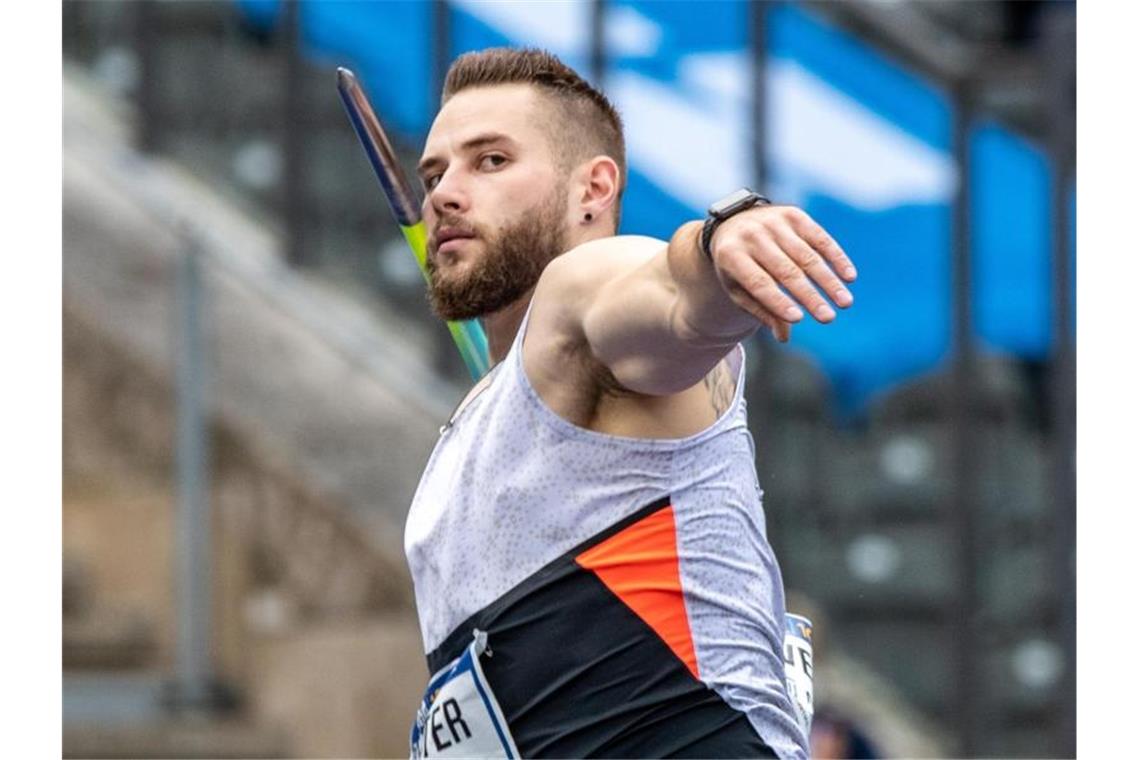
[775,226,854,309]
[770,318,790,343]
[750,299,793,343]
[788,210,857,282]
[723,278,797,334]
[758,304,791,342]
[721,253,805,323]
[776,317,791,343]
[751,236,836,323]
[727,289,791,343]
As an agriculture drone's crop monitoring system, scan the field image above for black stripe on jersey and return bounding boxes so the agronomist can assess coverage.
[428,496,673,673]
[425,496,777,758]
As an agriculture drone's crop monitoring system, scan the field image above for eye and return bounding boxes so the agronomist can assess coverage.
[423,173,442,191]
[478,154,508,171]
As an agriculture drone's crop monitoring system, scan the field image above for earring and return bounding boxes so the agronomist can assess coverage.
[584,213,593,223]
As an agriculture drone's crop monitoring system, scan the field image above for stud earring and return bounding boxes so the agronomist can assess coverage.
[584,213,593,223]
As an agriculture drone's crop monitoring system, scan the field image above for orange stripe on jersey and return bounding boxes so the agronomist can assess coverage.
[575,505,699,680]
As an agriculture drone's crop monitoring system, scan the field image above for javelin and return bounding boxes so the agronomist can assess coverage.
[336,67,490,381]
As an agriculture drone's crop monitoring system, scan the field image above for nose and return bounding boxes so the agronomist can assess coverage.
[428,167,469,218]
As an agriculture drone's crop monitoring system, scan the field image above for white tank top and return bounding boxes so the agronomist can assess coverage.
[405,306,808,759]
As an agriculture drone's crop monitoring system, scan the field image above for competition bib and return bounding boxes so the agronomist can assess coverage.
[410,630,519,759]
[783,613,815,737]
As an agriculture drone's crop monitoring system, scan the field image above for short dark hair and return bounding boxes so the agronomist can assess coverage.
[442,47,626,228]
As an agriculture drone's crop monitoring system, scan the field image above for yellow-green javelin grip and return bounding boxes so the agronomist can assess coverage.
[400,222,490,380]
[336,66,490,381]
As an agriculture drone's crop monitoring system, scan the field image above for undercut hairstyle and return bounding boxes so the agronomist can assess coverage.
[442,47,627,229]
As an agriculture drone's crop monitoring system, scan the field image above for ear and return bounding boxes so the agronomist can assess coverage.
[576,156,620,227]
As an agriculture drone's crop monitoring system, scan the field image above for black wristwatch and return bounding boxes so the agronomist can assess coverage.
[700,188,771,261]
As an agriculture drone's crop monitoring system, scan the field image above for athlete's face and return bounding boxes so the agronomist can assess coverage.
[418,84,573,320]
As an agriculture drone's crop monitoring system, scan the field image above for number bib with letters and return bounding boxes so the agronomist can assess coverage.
[410,630,519,759]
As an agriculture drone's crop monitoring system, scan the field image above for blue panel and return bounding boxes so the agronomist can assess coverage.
[763,5,954,414]
[621,0,748,56]
[1069,183,1076,336]
[234,1,432,139]
[619,168,697,242]
[302,1,433,140]
[768,4,952,152]
[235,0,280,31]
[790,196,952,415]
[449,4,592,86]
[609,0,747,84]
[971,122,1052,357]
[449,5,514,61]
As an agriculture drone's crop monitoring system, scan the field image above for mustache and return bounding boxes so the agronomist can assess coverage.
[429,216,480,250]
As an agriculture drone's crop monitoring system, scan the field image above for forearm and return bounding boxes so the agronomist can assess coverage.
[552,203,852,397]
[666,221,761,348]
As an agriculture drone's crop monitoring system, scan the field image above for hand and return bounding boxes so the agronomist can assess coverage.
[709,205,857,342]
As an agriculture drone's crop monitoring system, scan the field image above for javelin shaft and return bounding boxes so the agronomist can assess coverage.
[336,67,490,380]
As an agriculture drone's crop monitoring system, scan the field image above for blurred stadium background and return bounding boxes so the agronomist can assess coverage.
[61,1,1075,757]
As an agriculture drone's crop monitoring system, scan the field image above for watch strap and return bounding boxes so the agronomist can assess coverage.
[701,190,771,261]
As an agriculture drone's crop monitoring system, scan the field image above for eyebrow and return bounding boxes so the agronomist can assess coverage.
[417,133,516,179]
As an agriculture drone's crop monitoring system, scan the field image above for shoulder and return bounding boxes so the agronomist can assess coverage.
[529,235,666,335]
[536,235,667,301]
[521,236,666,413]
[523,235,659,350]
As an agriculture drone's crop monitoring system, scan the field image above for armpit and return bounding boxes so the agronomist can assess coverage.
[702,359,737,418]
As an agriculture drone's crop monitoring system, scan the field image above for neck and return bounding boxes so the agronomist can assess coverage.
[481,289,536,366]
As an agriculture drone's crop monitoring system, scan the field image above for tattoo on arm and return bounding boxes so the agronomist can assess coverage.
[703,361,735,416]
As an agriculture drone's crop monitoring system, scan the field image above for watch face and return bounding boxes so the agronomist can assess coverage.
[710,188,757,217]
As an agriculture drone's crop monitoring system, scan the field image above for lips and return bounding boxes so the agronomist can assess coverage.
[432,226,477,257]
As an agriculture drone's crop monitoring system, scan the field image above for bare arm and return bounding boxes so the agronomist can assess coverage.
[532,205,857,397]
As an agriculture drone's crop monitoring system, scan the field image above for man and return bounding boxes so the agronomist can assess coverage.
[405,48,855,760]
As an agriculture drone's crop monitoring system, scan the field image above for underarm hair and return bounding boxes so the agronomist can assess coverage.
[592,354,637,400]
[703,360,734,416]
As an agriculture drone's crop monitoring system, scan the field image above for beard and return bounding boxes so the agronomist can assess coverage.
[425,189,569,321]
